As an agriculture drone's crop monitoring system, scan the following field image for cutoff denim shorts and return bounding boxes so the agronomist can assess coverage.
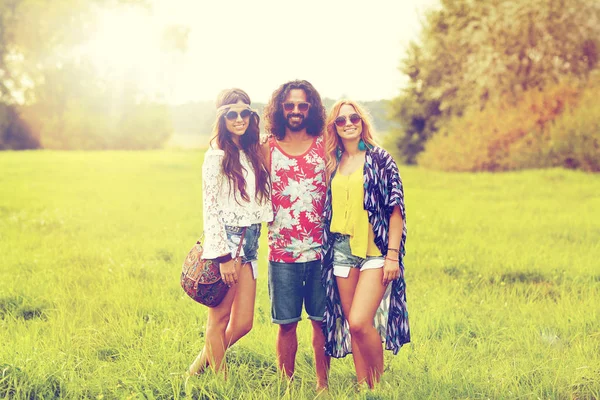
[268,259,326,324]
[332,233,384,278]
[224,223,261,279]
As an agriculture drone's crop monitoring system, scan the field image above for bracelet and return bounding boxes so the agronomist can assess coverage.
[387,247,400,253]
[385,256,399,262]
[214,253,233,264]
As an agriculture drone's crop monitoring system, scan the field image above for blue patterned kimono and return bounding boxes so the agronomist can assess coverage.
[321,145,410,358]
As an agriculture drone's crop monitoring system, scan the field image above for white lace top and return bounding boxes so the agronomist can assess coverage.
[202,148,273,259]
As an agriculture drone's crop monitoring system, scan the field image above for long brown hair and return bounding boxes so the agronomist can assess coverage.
[324,99,378,179]
[263,80,326,140]
[211,88,270,204]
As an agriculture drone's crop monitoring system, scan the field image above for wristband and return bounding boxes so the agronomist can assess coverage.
[385,256,399,262]
[214,253,233,264]
[387,247,400,253]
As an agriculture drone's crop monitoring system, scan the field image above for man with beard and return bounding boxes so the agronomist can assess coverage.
[262,80,330,390]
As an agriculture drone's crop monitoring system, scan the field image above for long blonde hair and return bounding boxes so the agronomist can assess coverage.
[324,99,378,179]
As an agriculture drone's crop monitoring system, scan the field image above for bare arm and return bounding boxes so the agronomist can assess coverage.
[260,139,271,172]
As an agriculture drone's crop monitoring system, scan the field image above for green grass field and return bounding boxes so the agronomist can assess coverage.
[1,150,599,399]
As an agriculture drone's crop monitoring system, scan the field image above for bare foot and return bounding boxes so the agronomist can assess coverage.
[188,350,208,376]
[315,384,329,397]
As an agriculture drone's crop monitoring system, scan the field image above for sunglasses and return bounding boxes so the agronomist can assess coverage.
[282,102,311,112]
[224,109,252,121]
[334,113,362,127]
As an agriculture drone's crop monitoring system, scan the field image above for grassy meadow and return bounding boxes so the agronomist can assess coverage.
[0,150,599,399]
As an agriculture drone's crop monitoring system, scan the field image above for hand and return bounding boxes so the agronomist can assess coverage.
[219,258,238,287]
[259,133,272,145]
[382,258,400,286]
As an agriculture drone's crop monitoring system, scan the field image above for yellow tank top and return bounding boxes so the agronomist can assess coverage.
[330,166,381,258]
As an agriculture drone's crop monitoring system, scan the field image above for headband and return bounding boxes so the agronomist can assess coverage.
[216,104,255,115]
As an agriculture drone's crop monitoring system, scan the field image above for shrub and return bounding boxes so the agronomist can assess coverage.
[546,87,600,172]
[417,82,596,171]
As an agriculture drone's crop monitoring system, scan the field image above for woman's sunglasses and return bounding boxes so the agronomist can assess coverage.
[334,113,362,127]
[225,109,252,121]
[282,102,311,112]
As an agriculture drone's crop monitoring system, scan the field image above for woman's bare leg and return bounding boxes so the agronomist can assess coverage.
[188,282,237,375]
[347,268,387,388]
[336,268,370,385]
[225,263,256,346]
[188,261,255,375]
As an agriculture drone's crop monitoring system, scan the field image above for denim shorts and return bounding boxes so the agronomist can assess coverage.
[268,260,326,324]
[225,223,261,279]
[332,234,384,278]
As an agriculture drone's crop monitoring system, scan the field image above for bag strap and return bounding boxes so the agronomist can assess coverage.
[234,227,247,260]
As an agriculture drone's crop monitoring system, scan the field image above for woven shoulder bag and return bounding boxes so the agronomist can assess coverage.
[181,228,247,307]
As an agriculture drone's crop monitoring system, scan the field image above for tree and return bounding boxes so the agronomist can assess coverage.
[0,103,38,149]
[1,0,171,150]
[390,0,600,163]
[21,60,172,150]
[1,0,150,103]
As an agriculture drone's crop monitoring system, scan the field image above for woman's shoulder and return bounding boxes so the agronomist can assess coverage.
[367,146,395,165]
[204,138,224,155]
[202,148,224,170]
[204,147,225,157]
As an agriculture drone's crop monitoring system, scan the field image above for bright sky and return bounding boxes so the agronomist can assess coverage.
[84,0,439,104]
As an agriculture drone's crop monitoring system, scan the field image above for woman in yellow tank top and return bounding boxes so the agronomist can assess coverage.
[323,100,407,390]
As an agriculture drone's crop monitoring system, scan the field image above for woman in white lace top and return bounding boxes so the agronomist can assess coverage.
[188,88,273,376]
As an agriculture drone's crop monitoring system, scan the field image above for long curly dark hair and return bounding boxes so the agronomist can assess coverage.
[264,80,326,140]
[210,88,271,204]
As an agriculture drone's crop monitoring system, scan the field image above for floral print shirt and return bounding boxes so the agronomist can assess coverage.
[322,146,410,358]
[268,136,326,263]
[202,148,273,259]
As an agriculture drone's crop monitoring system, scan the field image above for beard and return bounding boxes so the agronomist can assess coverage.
[285,113,307,132]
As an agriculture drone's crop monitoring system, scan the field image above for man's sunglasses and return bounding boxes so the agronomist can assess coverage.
[225,109,252,121]
[282,102,311,112]
[334,113,362,127]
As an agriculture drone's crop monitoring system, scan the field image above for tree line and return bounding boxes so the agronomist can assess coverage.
[2,0,599,172]
[0,0,395,152]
